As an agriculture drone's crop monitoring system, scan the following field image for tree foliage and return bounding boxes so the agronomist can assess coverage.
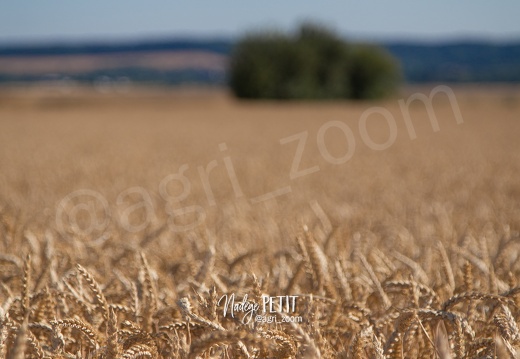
[229,24,401,100]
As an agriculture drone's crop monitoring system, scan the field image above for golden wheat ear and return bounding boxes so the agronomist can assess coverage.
[76,264,109,322]
[6,319,27,359]
[21,254,31,319]
[105,307,120,359]
[139,252,158,333]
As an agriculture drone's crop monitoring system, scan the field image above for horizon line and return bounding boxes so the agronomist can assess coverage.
[1,31,520,49]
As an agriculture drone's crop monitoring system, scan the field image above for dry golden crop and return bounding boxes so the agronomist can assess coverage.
[0,85,520,358]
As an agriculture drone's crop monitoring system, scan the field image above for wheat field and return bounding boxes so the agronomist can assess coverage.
[1,85,520,358]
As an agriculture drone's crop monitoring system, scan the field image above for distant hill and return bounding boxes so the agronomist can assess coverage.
[385,42,520,83]
[0,38,519,85]
[0,39,232,57]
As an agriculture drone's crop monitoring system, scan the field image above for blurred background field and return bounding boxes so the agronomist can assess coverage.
[1,84,519,242]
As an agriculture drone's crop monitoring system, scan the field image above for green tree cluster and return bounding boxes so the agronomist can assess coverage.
[229,24,401,100]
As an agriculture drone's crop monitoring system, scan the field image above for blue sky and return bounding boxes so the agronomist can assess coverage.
[1,1,519,44]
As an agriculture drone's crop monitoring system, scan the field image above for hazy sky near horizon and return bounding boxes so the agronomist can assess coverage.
[1,1,519,44]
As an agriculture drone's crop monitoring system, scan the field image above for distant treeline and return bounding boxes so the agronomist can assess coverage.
[386,42,520,83]
[1,38,519,84]
[0,39,232,57]
[229,25,401,99]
